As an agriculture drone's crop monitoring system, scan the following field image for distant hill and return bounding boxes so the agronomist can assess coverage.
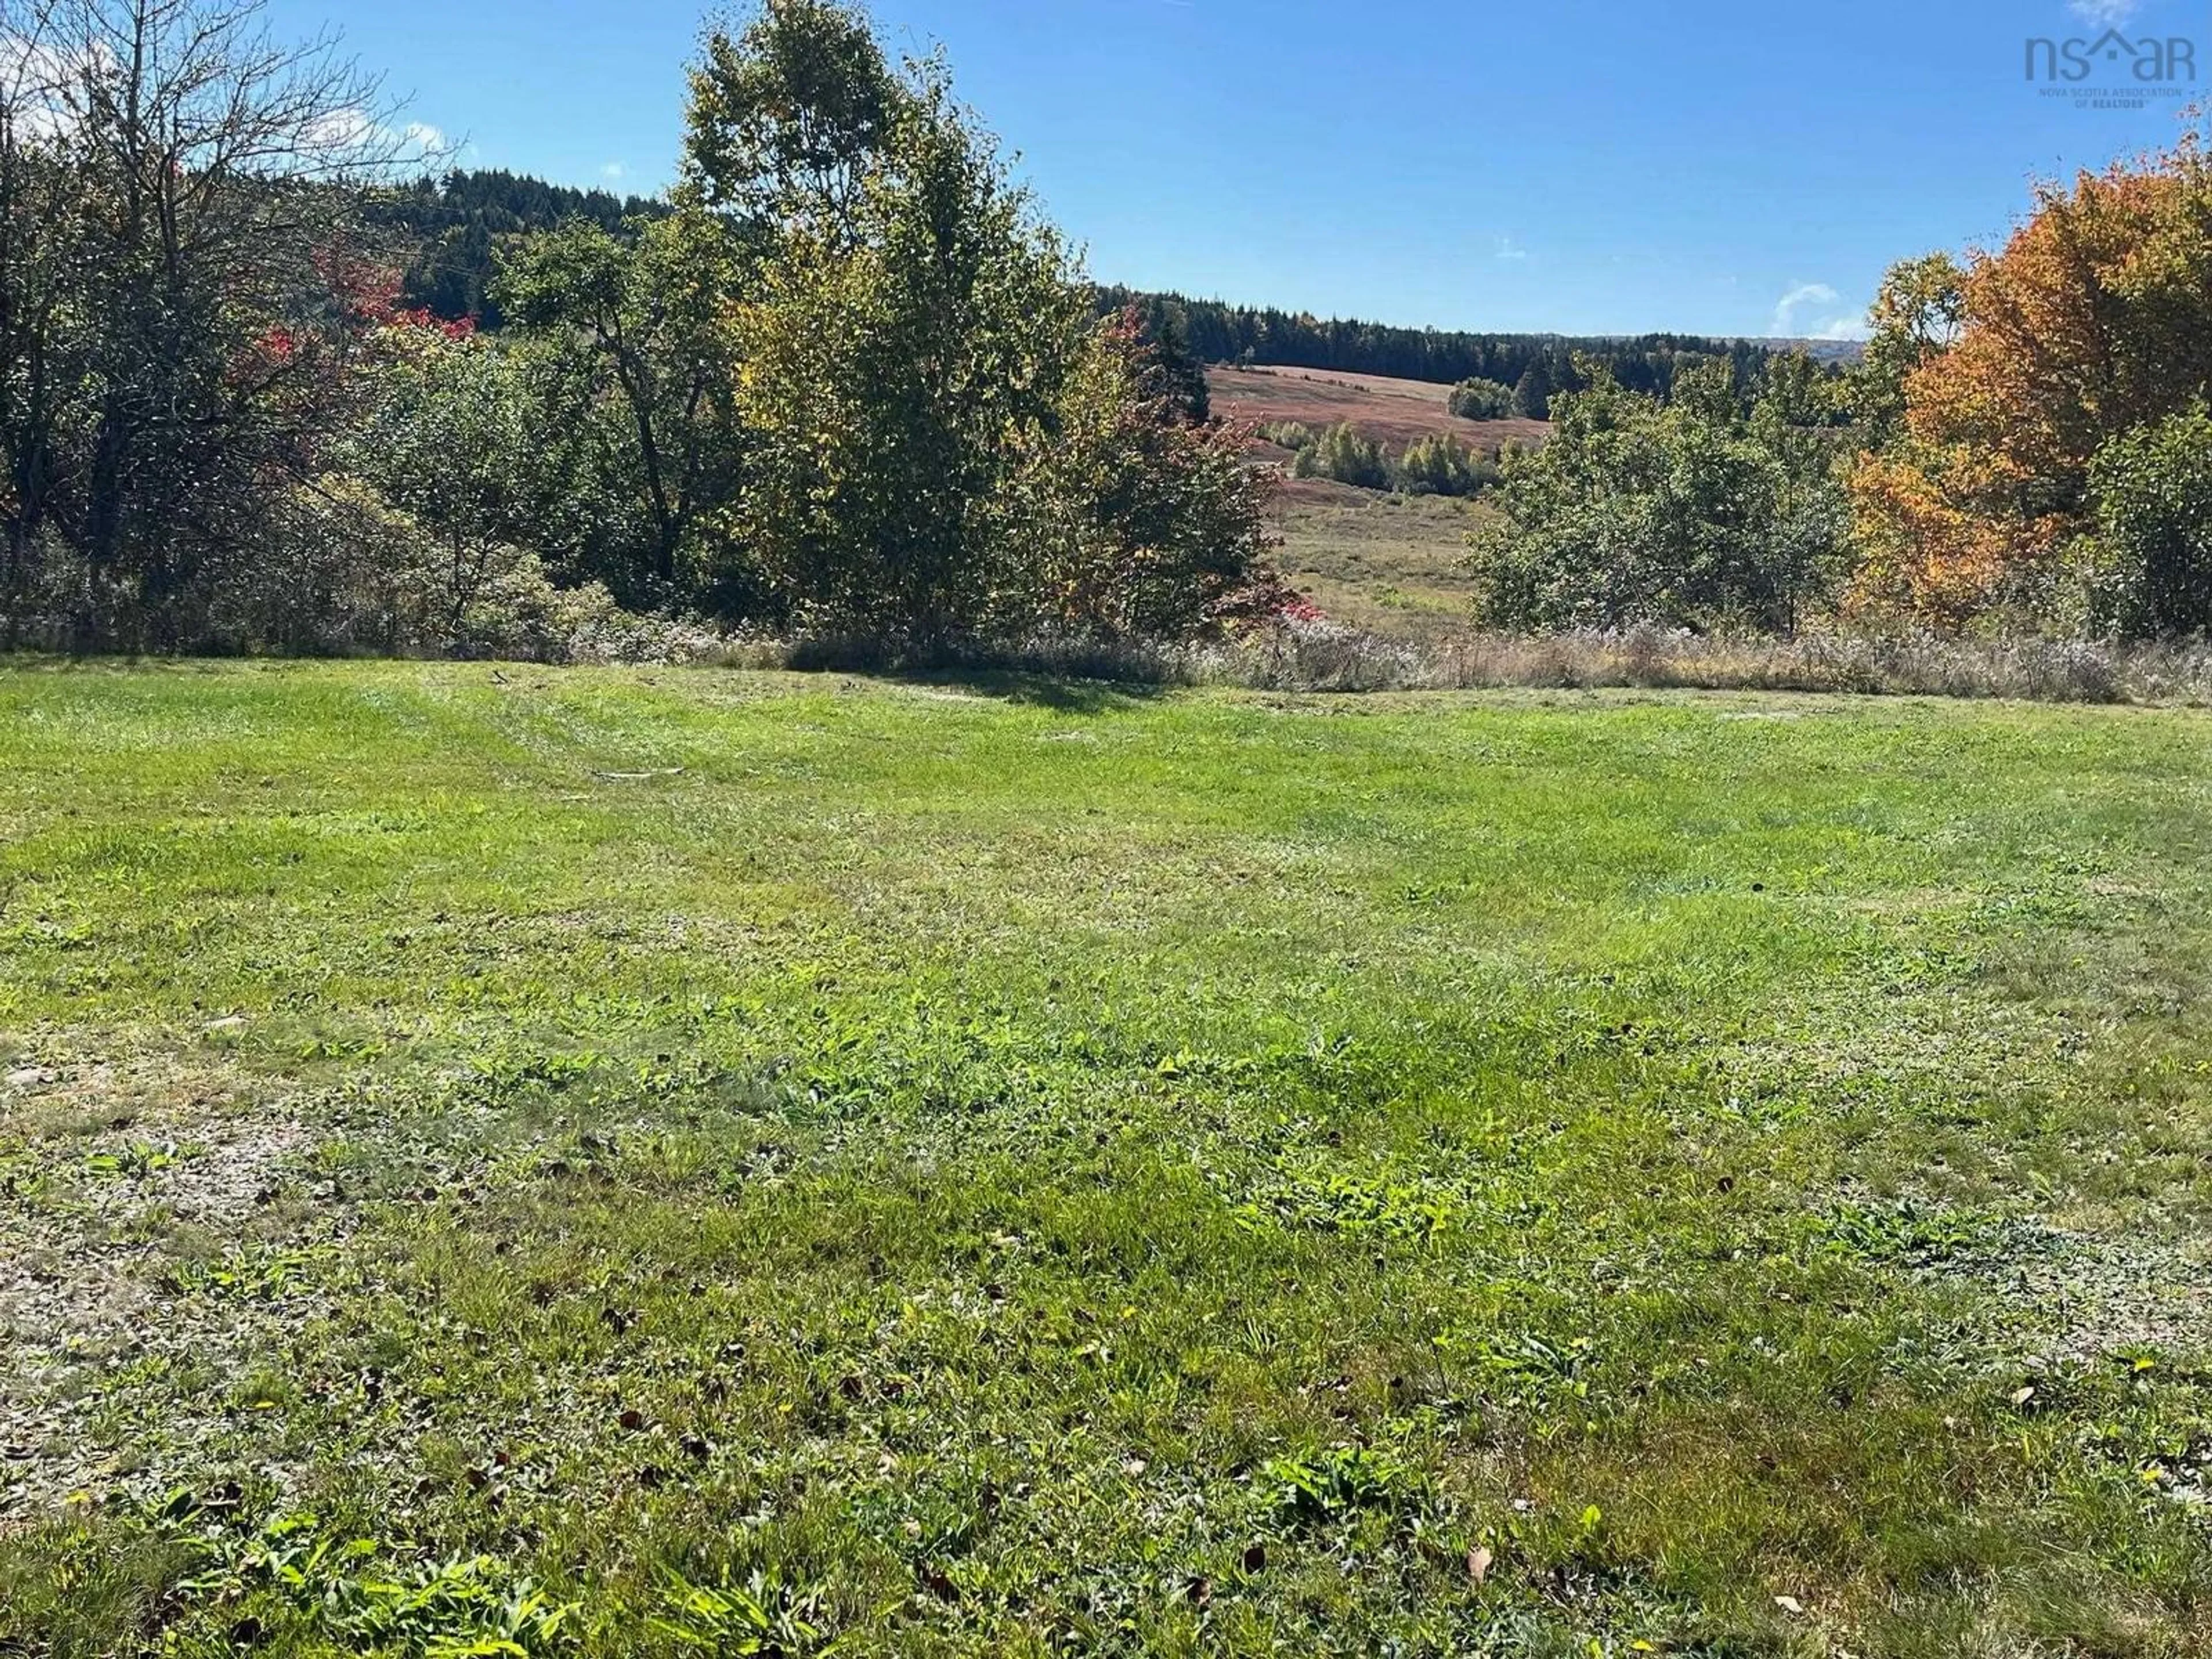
[1751,336,1868,365]
[1210,363,1545,457]
[1103,288,1805,412]
[366,174,1864,388]
[367,169,669,327]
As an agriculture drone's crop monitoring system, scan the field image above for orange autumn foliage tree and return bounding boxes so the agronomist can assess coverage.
[1849,130,2212,627]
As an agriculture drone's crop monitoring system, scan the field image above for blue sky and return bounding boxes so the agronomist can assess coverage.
[270,0,2206,338]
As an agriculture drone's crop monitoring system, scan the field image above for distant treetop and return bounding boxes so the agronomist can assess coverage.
[368,169,671,327]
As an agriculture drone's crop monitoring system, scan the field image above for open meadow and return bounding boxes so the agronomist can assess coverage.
[1209,365,1529,643]
[1207,365,1548,458]
[3,661,2211,1656]
[1263,481,1488,645]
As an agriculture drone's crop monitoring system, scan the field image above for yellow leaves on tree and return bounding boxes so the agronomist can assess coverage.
[1848,131,2212,626]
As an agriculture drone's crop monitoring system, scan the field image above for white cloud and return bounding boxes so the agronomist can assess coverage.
[1771,282,1839,331]
[2070,0,2139,26]
[600,161,626,180]
[0,31,107,141]
[304,109,445,162]
[1495,236,1529,262]
[1808,312,1873,342]
[2,40,446,163]
[1772,282,1869,341]
[304,107,376,150]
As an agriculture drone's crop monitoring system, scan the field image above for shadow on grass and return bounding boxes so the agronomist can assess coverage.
[767,631,1187,712]
[879,668,1176,714]
[0,647,1175,714]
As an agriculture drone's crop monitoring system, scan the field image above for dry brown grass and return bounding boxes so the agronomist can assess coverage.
[1262,488,1487,646]
[1193,624,2212,702]
[1210,368,1527,646]
[1209,363,1547,456]
[716,625,2212,706]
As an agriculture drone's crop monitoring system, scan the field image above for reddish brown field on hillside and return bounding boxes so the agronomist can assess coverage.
[1209,363,1549,455]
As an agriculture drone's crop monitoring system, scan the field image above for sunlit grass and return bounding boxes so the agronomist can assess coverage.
[2,660,2209,1656]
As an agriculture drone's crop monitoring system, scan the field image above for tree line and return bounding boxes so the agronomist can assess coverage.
[3,0,2202,658]
[1096,287,1788,415]
[370,170,669,328]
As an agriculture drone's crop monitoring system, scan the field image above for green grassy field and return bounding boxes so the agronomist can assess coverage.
[3,660,2211,1657]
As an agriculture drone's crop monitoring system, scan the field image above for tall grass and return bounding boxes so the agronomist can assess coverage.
[28,615,2209,704]
[707,622,2212,704]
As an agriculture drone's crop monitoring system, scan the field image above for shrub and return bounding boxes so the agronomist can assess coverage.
[1291,423,1391,490]
[2085,405,2212,638]
[1394,434,1498,497]
[1010,311,1278,639]
[1447,377,1514,420]
[1467,361,1849,632]
[186,478,712,662]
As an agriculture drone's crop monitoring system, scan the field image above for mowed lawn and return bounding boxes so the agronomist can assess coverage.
[3,661,2211,1658]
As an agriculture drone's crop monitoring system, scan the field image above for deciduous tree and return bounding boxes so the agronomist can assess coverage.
[0,0,420,648]
[349,325,538,640]
[726,59,1080,638]
[1012,309,1272,637]
[495,210,741,599]
[1468,359,1849,632]
[1847,132,2212,626]
[2086,405,2212,638]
